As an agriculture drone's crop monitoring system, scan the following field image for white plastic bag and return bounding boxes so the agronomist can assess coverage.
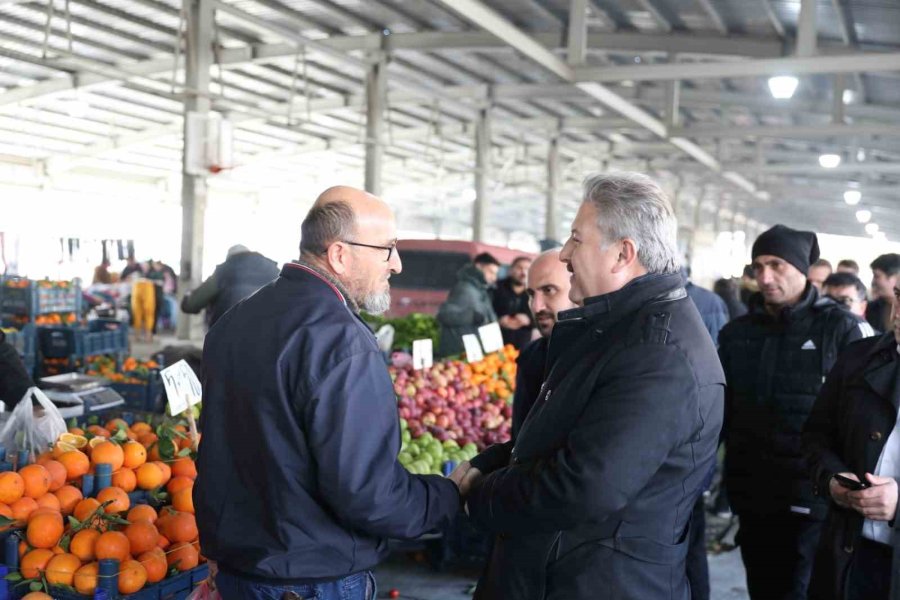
[0,387,66,462]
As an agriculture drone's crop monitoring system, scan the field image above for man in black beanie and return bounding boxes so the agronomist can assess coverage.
[718,224,875,600]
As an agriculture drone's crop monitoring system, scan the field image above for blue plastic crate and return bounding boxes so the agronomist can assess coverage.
[37,325,128,363]
[111,372,162,412]
[0,278,81,317]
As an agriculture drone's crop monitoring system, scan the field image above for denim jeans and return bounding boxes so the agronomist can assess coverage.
[216,569,376,600]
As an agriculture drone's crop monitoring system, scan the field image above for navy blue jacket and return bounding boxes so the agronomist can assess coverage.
[685,281,729,345]
[194,262,459,582]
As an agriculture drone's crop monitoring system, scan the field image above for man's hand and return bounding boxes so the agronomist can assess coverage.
[514,314,532,328]
[448,461,483,497]
[847,473,899,521]
[829,472,859,509]
[499,316,522,330]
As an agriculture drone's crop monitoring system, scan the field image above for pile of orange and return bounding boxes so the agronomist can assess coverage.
[464,344,518,401]
[6,419,203,595]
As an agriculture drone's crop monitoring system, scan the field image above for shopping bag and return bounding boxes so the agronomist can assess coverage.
[186,580,222,600]
[0,387,66,462]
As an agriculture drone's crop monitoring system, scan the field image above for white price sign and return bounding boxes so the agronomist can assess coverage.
[462,334,484,363]
[478,322,505,354]
[160,360,202,416]
[412,339,433,370]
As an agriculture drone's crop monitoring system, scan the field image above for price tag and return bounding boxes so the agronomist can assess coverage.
[412,339,433,370]
[478,322,505,353]
[462,334,484,363]
[160,359,202,416]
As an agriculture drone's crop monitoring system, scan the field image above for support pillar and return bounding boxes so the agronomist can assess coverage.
[545,135,561,243]
[364,57,386,196]
[473,107,491,242]
[797,0,817,57]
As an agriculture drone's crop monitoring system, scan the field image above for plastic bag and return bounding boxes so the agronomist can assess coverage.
[0,387,66,462]
[186,561,221,600]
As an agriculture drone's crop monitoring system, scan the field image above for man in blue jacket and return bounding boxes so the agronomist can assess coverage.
[195,186,461,600]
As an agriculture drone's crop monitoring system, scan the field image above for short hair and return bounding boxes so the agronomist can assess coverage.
[824,272,867,301]
[299,201,356,255]
[582,172,680,274]
[474,252,500,267]
[871,254,900,277]
[511,256,532,267]
[811,258,832,271]
[742,264,754,279]
[837,259,859,273]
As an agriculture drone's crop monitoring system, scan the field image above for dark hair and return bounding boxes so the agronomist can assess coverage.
[742,264,754,279]
[871,253,900,277]
[511,256,532,267]
[824,272,867,300]
[473,252,500,267]
[299,201,356,255]
[811,258,832,270]
[837,259,859,272]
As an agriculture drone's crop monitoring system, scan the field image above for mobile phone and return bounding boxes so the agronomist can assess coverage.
[834,474,868,491]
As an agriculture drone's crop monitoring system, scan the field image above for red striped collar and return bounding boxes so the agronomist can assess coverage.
[284,262,346,305]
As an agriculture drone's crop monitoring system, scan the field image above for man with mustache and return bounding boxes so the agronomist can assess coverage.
[718,225,874,600]
[195,186,460,600]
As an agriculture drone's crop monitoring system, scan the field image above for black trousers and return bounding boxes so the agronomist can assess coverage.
[847,538,892,600]
[686,496,709,600]
[737,513,823,600]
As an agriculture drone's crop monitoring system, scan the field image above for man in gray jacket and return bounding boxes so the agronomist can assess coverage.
[436,252,500,357]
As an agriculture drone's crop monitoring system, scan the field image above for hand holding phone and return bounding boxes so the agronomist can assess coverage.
[834,473,868,491]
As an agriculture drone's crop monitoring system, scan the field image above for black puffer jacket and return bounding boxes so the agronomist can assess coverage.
[718,284,874,519]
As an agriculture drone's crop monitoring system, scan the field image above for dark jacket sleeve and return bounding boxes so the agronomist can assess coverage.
[181,271,220,314]
[437,282,484,328]
[709,296,729,346]
[838,314,876,348]
[307,350,459,539]
[803,350,853,499]
[466,343,698,534]
[0,341,33,409]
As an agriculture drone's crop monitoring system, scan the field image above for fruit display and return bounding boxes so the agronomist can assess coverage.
[86,356,159,384]
[32,312,79,327]
[392,345,518,470]
[2,416,203,597]
[364,312,440,351]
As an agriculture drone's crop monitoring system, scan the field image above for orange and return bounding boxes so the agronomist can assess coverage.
[73,561,99,595]
[96,486,130,514]
[162,512,198,543]
[138,548,167,583]
[111,468,137,492]
[58,451,90,480]
[128,504,158,524]
[105,419,129,434]
[68,427,85,436]
[11,497,38,522]
[20,547,54,578]
[166,476,193,495]
[18,540,28,558]
[0,502,12,526]
[0,471,24,504]
[135,462,164,490]
[19,464,51,498]
[118,559,148,594]
[86,425,111,438]
[156,534,170,549]
[69,528,101,562]
[35,451,53,465]
[42,460,67,492]
[73,498,101,522]
[90,442,124,471]
[122,441,147,469]
[53,485,83,515]
[27,510,64,548]
[21,593,53,600]
[35,493,60,512]
[94,530,130,562]
[27,507,61,523]
[138,432,158,448]
[153,461,172,485]
[45,552,81,586]
[131,422,152,435]
[147,443,162,462]
[172,487,194,514]
[171,457,197,480]
[166,541,199,571]
[124,519,159,555]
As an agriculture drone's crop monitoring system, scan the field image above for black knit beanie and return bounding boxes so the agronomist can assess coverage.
[752,225,820,275]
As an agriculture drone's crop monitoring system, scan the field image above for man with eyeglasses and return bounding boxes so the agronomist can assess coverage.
[824,272,869,318]
[195,186,461,600]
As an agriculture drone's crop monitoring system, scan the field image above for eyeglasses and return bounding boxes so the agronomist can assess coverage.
[341,240,398,262]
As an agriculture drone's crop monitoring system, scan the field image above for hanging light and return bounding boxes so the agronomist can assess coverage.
[856,209,872,223]
[865,223,880,235]
[843,89,856,104]
[843,190,862,205]
[819,154,842,168]
[768,76,799,99]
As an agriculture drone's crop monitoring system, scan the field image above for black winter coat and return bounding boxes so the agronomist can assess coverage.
[467,273,724,600]
[803,333,900,600]
[718,285,873,520]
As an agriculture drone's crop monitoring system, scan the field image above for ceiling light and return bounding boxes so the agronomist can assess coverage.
[856,209,872,223]
[865,223,879,235]
[768,76,799,99]
[843,190,862,205]
[843,89,856,104]
[461,188,477,203]
[857,148,867,162]
[819,153,841,168]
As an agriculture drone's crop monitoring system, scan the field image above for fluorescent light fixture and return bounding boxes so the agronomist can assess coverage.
[461,188,477,202]
[768,76,799,99]
[843,190,862,205]
[843,89,856,104]
[865,223,879,235]
[819,154,841,168]
[856,209,872,223]
[857,148,867,162]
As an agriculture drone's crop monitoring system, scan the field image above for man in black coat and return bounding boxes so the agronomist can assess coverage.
[867,253,900,333]
[453,172,724,600]
[718,225,875,600]
[492,256,534,350]
[0,330,33,409]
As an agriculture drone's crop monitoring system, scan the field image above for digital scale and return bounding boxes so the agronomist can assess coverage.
[38,373,125,418]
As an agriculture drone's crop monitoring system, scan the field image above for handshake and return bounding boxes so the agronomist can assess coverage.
[447,460,483,498]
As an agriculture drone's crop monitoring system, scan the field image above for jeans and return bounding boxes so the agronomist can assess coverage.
[686,496,709,600]
[216,569,376,600]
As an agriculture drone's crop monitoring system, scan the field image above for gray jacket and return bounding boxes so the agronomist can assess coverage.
[436,264,497,358]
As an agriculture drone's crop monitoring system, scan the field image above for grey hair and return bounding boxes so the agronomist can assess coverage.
[582,172,680,274]
[299,201,356,255]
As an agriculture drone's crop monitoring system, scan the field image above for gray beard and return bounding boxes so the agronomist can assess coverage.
[361,289,391,315]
